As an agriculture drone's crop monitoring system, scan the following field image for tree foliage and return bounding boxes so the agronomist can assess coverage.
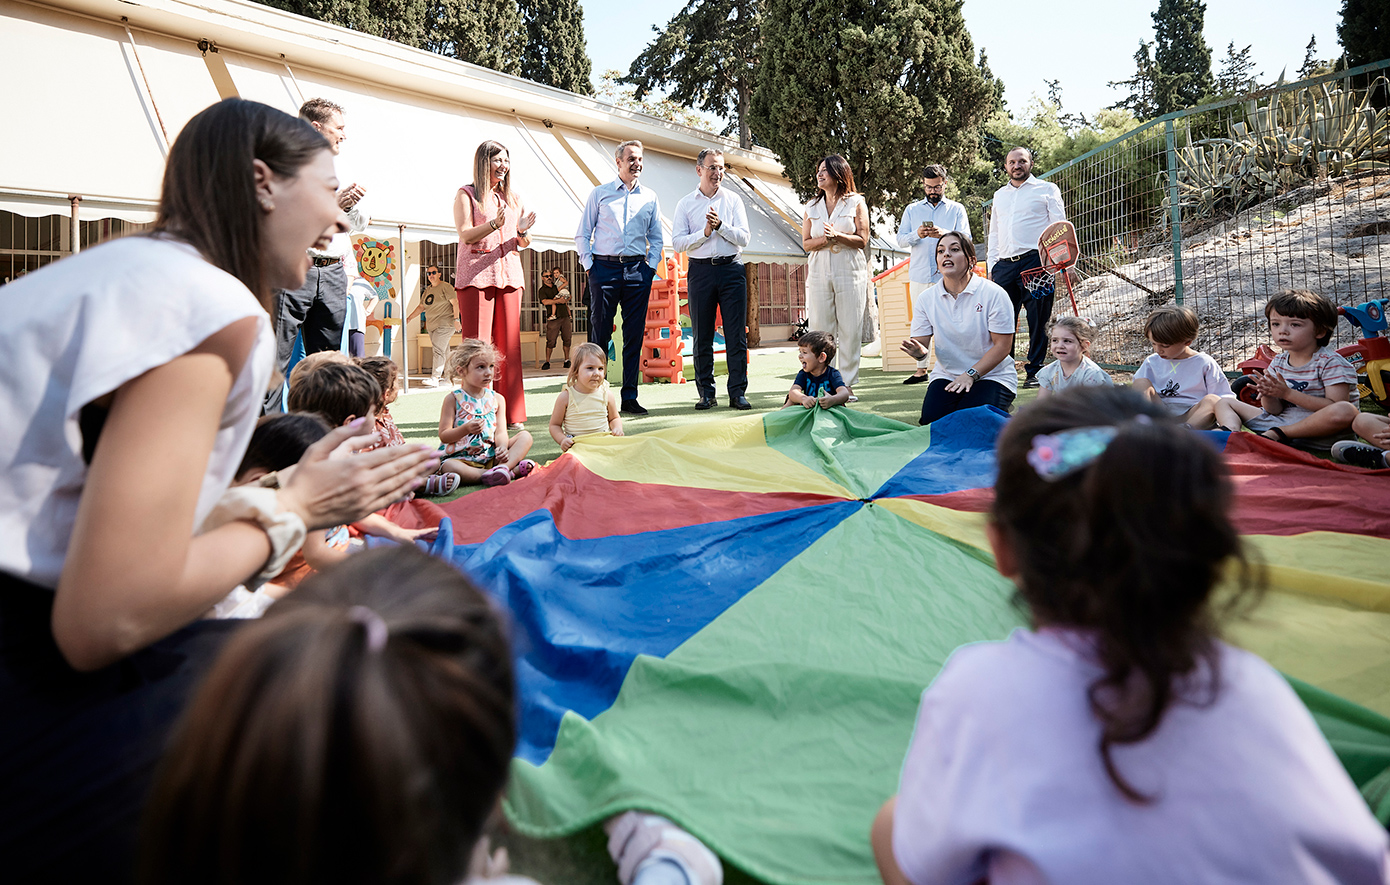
[1216,42,1259,96]
[1338,0,1390,68]
[1151,0,1213,113]
[624,0,760,148]
[519,0,593,94]
[748,0,994,222]
[1108,41,1162,121]
[594,70,708,129]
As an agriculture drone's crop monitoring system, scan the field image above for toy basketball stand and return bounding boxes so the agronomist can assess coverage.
[1020,220,1081,316]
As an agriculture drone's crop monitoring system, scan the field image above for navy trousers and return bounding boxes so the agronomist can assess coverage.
[990,249,1054,377]
[688,260,748,400]
[264,261,348,414]
[918,378,1015,426]
[587,258,656,403]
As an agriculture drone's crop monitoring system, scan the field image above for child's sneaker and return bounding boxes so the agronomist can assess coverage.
[1332,440,1389,469]
[511,459,538,480]
[604,811,722,885]
[480,465,513,486]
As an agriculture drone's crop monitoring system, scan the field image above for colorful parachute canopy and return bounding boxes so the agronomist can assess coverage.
[406,407,1390,885]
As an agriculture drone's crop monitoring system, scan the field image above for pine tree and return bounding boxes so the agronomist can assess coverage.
[1338,0,1389,68]
[1216,42,1258,95]
[1150,0,1213,112]
[623,0,761,149]
[749,0,994,222]
[518,0,593,94]
[1298,35,1323,79]
[1108,40,1161,120]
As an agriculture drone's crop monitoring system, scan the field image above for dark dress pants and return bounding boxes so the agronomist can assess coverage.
[263,261,348,413]
[688,260,748,400]
[918,378,1015,426]
[990,250,1053,377]
[587,258,655,403]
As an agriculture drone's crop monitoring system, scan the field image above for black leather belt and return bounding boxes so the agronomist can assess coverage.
[998,249,1038,263]
[310,255,342,267]
[593,254,645,264]
[689,256,739,266]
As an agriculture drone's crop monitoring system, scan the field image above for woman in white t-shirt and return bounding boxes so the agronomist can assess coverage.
[872,387,1389,885]
[0,99,441,880]
[899,232,1018,425]
[803,154,870,389]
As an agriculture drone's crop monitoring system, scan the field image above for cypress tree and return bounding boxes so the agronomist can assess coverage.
[624,0,761,149]
[749,0,994,222]
[1338,0,1390,67]
[1150,0,1213,112]
[424,0,525,75]
[519,0,593,94]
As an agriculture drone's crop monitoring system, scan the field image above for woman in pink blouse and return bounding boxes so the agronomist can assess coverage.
[454,141,537,425]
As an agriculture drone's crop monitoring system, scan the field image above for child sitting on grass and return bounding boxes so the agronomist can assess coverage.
[786,331,851,409]
[1132,305,1231,428]
[288,362,439,547]
[549,342,624,452]
[440,339,536,487]
[1036,316,1111,399]
[356,355,460,496]
[143,547,523,885]
[1212,290,1359,446]
[1334,413,1390,469]
[872,386,1389,885]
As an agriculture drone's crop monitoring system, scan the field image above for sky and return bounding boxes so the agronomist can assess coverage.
[581,0,1345,127]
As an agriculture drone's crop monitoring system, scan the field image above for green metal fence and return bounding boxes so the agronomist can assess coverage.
[989,60,1390,371]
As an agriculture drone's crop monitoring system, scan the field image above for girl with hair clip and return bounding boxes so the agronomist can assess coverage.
[1035,315,1111,399]
[873,386,1388,885]
[454,141,539,427]
[140,546,532,885]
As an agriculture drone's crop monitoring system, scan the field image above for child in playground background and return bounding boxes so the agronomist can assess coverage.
[141,546,521,885]
[440,339,536,487]
[355,355,460,497]
[786,331,850,409]
[550,342,623,452]
[1212,290,1359,446]
[1131,305,1231,428]
[1334,412,1390,469]
[871,386,1389,885]
[1036,316,1111,400]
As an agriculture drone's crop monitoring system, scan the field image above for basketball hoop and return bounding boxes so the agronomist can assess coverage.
[1020,266,1055,297]
[1036,220,1081,316]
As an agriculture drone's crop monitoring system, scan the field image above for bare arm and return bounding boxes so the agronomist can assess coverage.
[871,798,914,885]
[300,529,350,572]
[608,392,624,436]
[549,389,572,450]
[440,393,482,444]
[802,213,828,252]
[351,513,437,543]
[819,384,852,408]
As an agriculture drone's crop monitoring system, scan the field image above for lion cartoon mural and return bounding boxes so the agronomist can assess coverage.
[354,237,401,355]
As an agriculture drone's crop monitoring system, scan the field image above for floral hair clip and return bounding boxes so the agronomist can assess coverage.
[1026,416,1150,482]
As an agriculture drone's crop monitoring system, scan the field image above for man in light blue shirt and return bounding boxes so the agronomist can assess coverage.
[575,140,666,414]
[671,148,753,411]
[895,164,971,384]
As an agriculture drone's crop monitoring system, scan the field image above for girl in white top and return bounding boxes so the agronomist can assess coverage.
[873,386,1389,885]
[1036,315,1112,399]
[549,342,625,452]
[802,154,870,389]
[0,99,441,879]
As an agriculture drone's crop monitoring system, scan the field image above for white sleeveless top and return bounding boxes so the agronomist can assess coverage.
[0,236,274,588]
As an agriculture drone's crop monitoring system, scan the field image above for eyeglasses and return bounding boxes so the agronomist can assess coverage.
[427,270,440,275]
[702,165,726,173]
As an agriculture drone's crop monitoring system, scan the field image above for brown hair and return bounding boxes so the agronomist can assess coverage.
[921,164,948,180]
[287,362,381,427]
[1265,289,1338,347]
[355,355,401,411]
[935,231,977,268]
[1143,305,1200,346]
[298,97,344,127]
[811,154,856,204]
[799,330,837,363]
[566,342,607,387]
[471,141,513,211]
[446,338,502,385]
[235,412,331,480]
[1047,315,1098,349]
[152,99,330,308]
[287,351,351,393]
[140,546,516,885]
[992,386,1256,802]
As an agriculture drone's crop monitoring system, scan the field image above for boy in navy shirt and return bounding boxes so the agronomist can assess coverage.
[787,331,851,408]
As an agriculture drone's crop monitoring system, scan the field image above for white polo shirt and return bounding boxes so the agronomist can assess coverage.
[910,275,1017,391]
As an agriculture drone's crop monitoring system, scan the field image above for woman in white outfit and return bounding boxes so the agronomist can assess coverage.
[802,154,870,389]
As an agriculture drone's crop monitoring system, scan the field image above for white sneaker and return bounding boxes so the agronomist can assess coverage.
[605,812,722,885]
[418,377,439,388]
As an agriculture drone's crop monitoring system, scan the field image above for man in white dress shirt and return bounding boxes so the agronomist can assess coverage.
[987,147,1067,387]
[672,149,753,410]
[895,164,971,385]
[575,140,665,415]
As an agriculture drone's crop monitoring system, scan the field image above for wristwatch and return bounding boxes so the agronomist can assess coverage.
[965,368,979,378]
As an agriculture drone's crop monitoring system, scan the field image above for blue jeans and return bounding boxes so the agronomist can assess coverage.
[990,250,1053,377]
[587,258,656,402]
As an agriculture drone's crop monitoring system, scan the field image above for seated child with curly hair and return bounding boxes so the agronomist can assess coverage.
[1213,289,1359,446]
[440,339,536,487]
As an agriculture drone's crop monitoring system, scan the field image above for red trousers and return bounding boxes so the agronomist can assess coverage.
[457,285,525,422]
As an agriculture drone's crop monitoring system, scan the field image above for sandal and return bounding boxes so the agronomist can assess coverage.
[480,465,512,487]
[511,458,538,480]
[423,472,461,496]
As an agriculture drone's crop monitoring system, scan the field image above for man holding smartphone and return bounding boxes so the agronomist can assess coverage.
[895,165,971,384]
